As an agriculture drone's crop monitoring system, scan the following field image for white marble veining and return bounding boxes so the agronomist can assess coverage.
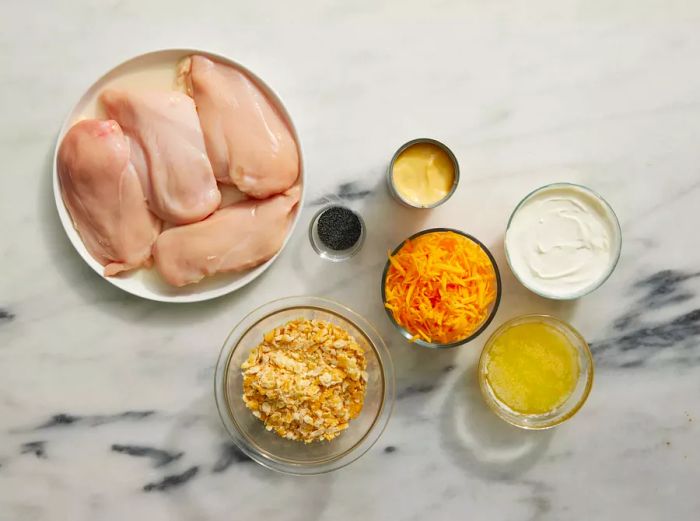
[2,1,700,519]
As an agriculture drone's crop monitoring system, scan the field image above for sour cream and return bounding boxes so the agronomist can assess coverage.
[505,184,621,299]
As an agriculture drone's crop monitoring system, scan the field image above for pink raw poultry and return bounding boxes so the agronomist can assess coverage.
[183,55,299,199]
[153,185,301,287]
[101,89,221,225]
[57,119,161,276]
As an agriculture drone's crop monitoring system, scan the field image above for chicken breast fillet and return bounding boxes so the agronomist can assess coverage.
[153,185,301,287]
[183,55,300,199]
[101,89,221,224]
[57,119,161,276]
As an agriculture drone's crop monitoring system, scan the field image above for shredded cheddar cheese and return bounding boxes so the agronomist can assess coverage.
[384,231,497,344]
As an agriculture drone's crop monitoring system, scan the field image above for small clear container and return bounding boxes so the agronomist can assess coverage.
[214,296,395,474]
[478,314,594,430]
[309,205,366,261]
[504,182,622,300]
[381,228,501,348]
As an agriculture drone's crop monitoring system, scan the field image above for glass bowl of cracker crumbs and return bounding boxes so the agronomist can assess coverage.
[214,296,395,474]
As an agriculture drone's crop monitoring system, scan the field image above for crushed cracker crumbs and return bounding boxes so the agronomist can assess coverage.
[241,318,368,443]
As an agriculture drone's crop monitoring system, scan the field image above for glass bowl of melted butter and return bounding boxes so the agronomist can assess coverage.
[478,314,594,429]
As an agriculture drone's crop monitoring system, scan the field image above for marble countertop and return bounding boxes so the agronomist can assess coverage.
[2,1,699,519]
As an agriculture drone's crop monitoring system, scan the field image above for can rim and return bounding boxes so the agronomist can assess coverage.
[386,138,460,209]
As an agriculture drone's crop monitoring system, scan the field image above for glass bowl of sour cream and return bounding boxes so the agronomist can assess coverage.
[504,183,622,300]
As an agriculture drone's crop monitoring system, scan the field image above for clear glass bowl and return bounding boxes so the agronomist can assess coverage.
[504,182,622,300]
[214,296,395,474]
[478,314,594,429]
[380,228,502,349]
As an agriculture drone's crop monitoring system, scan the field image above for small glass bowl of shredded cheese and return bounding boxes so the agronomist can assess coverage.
[382,228,502,348]
[215,296,395,475]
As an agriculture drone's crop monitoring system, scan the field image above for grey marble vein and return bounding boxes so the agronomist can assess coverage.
[613,270,700,331]
[592,308,700,368]
[31,411,155,430]
[591,270,700,368]
[396,382,436,400]
[142,466,199,492]
[211,442,252,473]
[516,480,553,521]
[111,444,183,468]
[20,441,46,459]
[309,181,374,206]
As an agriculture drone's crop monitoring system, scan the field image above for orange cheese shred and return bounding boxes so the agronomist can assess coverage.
[384,231,497,344]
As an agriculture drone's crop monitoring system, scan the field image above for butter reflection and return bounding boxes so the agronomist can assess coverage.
[440,364,553,480]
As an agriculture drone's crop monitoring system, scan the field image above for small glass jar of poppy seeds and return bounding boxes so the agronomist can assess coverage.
[309,204,366,261]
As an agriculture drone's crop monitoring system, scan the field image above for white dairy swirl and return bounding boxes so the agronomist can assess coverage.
[505,185,619,298]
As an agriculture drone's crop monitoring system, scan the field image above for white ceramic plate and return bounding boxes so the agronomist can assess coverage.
[53,49,304,303]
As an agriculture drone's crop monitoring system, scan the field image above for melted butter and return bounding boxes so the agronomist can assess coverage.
[485,321,579,415]
[392,143,455,206]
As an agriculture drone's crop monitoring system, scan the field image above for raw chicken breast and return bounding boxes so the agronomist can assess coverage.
[57,119,161,276]
[183,55,299,198]
[153,185,301,287]
[101,89,221,224]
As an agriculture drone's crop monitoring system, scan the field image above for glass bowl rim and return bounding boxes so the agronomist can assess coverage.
[477,313,595,430]
[380,228,502,349]
[504,182,623,300]
[214,295,396,474]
